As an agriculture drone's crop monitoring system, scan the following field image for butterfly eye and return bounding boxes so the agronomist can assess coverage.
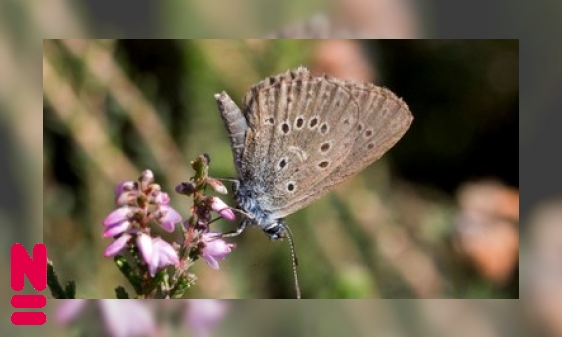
[264,224,283,240]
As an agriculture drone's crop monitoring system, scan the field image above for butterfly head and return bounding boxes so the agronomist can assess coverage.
[262,219,287,241]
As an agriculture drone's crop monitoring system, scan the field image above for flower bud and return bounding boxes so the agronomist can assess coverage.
[206,178,228,195]
[140,170,155,190]
[209,197,236,221]
[200,232,235,270]
[176,182,197,196]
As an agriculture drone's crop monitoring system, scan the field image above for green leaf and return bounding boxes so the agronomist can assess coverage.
[64,280,76,299]
[47,261,69,299]
[114,255,142,295]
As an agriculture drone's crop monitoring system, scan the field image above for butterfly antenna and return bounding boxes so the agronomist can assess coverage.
[283,223,302,299]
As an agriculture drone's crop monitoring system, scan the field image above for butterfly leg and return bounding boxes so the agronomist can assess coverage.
[219,219,248,238]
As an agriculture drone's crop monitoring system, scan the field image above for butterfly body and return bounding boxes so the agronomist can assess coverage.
[215,67,412,240]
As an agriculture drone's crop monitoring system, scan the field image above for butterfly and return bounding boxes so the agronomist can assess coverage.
[214,66,412,297]
[215,66,412,237]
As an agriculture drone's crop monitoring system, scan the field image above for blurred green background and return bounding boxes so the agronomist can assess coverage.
[43,39,518,299]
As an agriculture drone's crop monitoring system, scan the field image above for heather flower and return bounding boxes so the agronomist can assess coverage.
[93,157,238,299]
[103,206,134,227]
[103,171,182,257]
[115,181,137,205]
[103,206,136,237]
[209,197,236,221]
[151,191,170,205]
[136,233,153,265]
[115,181,136,196]
[154,204,182,232]
[206,178,228,195]
[140,169,154,191]
[200,232,235,270]
[104,233,132,257]
[148,237,180,276]
[175,181,196,195]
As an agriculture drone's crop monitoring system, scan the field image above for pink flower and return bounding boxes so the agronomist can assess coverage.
[115,181,136,197]
[104,234,132,257]
[136,233,153,265]
[152,191,170,205]
[104,233,179,277]
[175,181,197,195]
[103,206,136,237]
[56,300,156,337]
[140,169,154,191]
[201,233,235,270]
[103,220,132,238]
[185,300,229,337]
[148,237,179,277]
[207,179,228,194]
[209,197,236,221]
[103,207,133,227]
[155,204,182,232]
[114,181,137,205]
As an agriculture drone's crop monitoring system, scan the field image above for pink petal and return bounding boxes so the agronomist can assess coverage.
[136,233,153,265]
[115,181,136,198]
[104,234,132,257]
[202,233,234,257]
[103,220,131,237]
[209,197,236,221]
[204,240,231,257]
[140,170,154,190]
[154,238,179,265]
[158,205,181,232]
[103,207,131,227]
[153,191,170,205]
[203,255,220,270]
[149,252,160,277]
[218,208,236,221]
[207,179,228,194]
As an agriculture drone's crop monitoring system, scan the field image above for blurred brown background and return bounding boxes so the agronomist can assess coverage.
[40,299,534,337]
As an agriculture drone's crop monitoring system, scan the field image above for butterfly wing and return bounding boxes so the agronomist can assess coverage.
[271,77,413,218]
[232,67,412,219]
[215,91,249,175]
[237,67,363,218]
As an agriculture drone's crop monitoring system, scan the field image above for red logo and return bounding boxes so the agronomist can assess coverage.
[11,243,48,325]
